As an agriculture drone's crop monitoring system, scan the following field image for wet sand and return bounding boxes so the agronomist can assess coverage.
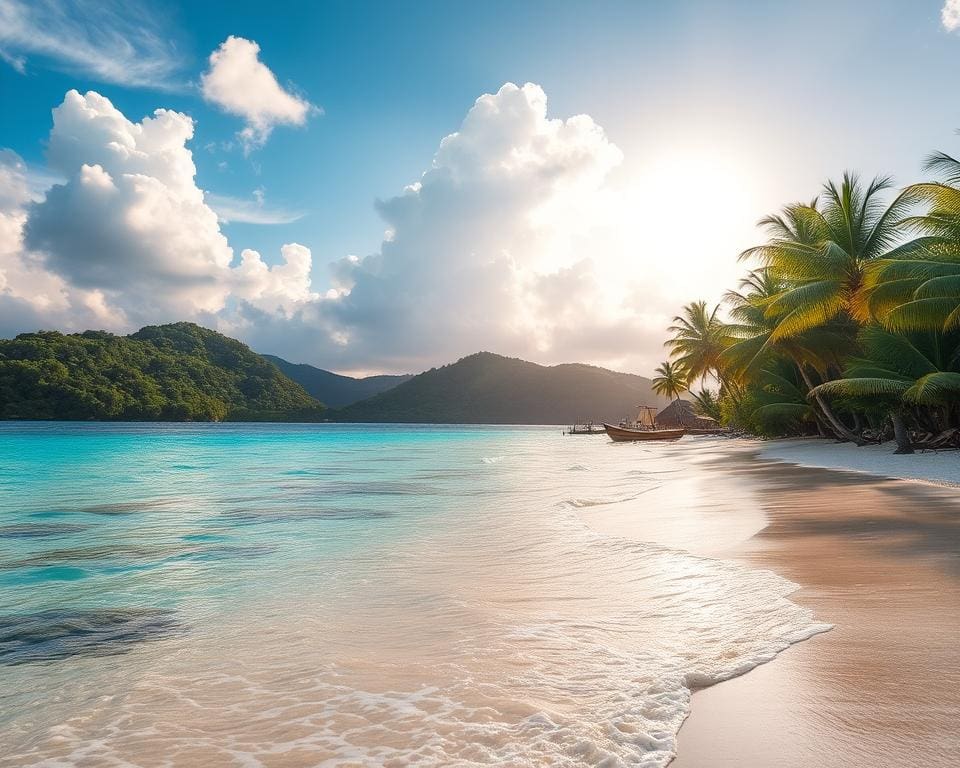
[669,445,960,767]
[580,440,960,767]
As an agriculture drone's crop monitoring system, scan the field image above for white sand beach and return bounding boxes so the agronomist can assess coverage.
[579,437,960,768]
[759,437,960,487]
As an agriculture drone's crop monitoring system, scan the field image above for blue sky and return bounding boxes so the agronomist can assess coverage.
[1,0,960,373]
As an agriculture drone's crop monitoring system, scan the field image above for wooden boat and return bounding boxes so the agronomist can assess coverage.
[603,423,685,441]
[603,405,685,442]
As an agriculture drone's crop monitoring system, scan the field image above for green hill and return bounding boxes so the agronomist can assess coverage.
[0,322,325,421]
[262,355,411,408]
[332,352,666,424]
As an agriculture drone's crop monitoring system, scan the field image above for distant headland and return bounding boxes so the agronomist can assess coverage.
[0,323,666,424]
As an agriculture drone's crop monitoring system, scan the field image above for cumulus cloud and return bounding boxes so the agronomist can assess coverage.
[233,82,675,374]
[2,83,695,377]
[0,90,315,338]
[0,151,36,282]
[944,0,960,31]
[0,149,121,331]
[0,0,181,87]
[26,90,234,316]
[232,243,315,314]
[201,36,318,152]
[302,83,648,371]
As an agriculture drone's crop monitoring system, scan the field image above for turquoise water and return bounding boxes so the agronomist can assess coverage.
[0,423,491,617]
[0,424,825,766]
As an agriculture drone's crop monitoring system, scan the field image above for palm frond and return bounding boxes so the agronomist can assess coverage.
[751,402,812,420]
[858,325,938,377]
[904,372,960,404]
[767,283,845,340]
[883,297,960,333]
[912,274,960,299]
[812,378,910,398]
[923,151,960,185]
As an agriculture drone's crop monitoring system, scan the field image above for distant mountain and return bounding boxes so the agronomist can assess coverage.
[0,323,325,421]
[332,352,666,424]
[263,355,412,408]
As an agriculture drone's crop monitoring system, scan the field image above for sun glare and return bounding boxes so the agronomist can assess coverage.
[620,149,757,303]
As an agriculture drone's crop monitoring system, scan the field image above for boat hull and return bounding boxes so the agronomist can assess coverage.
[602,423,685,442]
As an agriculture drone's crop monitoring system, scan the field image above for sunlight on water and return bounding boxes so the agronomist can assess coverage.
[0,424,827,766]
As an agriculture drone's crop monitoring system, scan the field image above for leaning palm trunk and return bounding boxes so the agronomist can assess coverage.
[716,369,743,407]
[795,363,864,444]
[813,415,829,438]
[890,412,913,454]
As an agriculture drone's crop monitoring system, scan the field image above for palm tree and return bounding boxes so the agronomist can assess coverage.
[665,301,730,386]
[720,269,786,380]
[741,173,911,341]
[720,269,864,443]
[861,152,960,333]
[689,387,722,422]
[659,161,960,446]
[651,360,688,426]
[748,363,816,435]
[811,326,960,453]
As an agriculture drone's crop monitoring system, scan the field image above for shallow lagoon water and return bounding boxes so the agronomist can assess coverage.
[0,423,826,766]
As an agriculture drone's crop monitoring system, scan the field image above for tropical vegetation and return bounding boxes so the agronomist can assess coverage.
[0,322,326,421]
[651,360,689,425]
[663,157,960,454]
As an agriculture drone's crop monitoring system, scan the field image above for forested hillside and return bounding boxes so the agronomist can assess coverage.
[263,355,411,408]
[333,352,665,423]
[0,323,325,421]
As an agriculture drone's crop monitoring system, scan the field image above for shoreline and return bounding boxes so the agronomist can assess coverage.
[757,436,960,487]
[675,442,960,767]
[578,438,960,767]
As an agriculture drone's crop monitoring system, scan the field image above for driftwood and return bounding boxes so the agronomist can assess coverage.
[914,428,960,452]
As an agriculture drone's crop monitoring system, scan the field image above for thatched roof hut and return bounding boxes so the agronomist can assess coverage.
[656,399,717,429]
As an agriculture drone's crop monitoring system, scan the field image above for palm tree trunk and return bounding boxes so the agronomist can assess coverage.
[795,363,864,445]
[891,412,913,454]
[716,369,742,407]
[812,413,828,438]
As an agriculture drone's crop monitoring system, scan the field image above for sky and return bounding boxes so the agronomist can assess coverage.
[2,0,960,375]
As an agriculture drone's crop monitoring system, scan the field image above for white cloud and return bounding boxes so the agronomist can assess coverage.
[944,0,960,31]
[0,149,122,330]
[0,151,36,285]
[0,0,181,87]
[238,82,669,373]
[1,83,718,377]
[0,90,315,338]
[0,151,29,214]
[201,36,318,152]
[232,243,315,315]
[0,46,25,73]
[26,90,232,316]
[207,189,305,225]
